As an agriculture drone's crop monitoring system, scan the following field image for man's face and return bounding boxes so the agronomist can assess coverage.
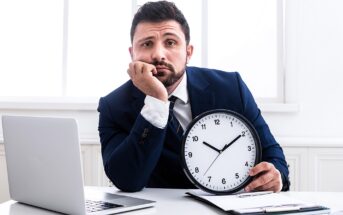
[129,20,193,87]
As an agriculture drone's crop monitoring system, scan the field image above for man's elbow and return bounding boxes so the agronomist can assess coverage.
[105,169,146,192]
[115,182,145,192]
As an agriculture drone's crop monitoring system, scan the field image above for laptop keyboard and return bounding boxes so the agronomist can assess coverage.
[85,200,123,213]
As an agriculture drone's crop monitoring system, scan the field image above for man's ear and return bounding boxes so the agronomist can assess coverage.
[186,45,194,64]
[129,47,133,60]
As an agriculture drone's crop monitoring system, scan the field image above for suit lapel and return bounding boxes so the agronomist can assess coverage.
[186,68,215,119]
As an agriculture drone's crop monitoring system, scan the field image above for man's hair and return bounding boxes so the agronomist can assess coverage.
[130,1,190,45]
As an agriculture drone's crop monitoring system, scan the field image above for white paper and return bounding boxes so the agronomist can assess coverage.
[187,190,315,211]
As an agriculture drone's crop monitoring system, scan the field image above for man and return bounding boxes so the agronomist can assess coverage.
[98,1,290,193]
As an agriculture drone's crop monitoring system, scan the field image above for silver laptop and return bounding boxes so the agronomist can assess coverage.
[2,115,155,215]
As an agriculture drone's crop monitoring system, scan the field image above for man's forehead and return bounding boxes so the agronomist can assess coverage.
[133,20,185,41]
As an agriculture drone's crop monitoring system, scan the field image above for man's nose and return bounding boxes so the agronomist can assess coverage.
[151,43,166,62]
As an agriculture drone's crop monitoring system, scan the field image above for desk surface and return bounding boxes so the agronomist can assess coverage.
[0,187,343,214]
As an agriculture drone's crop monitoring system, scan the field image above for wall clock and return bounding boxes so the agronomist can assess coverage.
[181,109,261,194]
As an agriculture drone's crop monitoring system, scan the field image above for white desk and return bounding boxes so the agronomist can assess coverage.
[0,187,343,214]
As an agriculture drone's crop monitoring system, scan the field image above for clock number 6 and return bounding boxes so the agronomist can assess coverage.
[222,178,226,184]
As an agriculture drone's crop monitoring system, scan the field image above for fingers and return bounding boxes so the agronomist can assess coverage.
[127,61,155,85]
[127,61,167,101]
[245,162,283,193]
[128,61,156,78]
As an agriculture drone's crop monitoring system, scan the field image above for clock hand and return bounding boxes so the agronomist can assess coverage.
[202,141,221,153]
[203,153,221,176]
[221,134,242,152]
[203,135,242,175]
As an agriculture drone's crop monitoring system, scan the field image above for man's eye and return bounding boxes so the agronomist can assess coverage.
[142,41,152,47]
[166,40,176,47]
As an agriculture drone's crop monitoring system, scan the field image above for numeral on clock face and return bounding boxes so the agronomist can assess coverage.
[182,110,261,194]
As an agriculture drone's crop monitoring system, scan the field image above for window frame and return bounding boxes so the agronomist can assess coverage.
[0,0,295,112]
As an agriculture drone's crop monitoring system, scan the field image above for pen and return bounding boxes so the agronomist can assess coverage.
[236,204,301,214]
[236,191,273,198]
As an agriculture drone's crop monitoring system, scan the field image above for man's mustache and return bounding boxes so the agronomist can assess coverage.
[152,60,175,73]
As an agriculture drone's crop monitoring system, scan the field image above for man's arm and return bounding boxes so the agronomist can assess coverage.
[98,97,167,192]
[235,73,290,192]
[98,61,170,192]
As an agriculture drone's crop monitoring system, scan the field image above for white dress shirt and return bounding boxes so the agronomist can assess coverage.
[141,73,192,130]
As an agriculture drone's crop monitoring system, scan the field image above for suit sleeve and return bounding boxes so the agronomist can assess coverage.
[235,73,290,191]
[97,97,167,192]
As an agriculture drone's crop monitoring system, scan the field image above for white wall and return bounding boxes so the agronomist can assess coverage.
[1,0,342,144]
[1,0,342,138]
[264,0,343,139]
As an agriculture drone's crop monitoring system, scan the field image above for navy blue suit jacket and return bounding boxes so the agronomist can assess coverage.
[98,67,290,192]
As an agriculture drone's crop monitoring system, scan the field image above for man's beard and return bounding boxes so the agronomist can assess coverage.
[152,60,185,87]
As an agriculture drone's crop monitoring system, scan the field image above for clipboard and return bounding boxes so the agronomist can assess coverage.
[186,191,330,215]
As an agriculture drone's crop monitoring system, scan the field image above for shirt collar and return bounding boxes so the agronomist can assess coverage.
[169,72,189,104]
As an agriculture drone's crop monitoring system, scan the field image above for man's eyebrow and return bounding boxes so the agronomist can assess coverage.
[136,36,155,44]
[163,32,181,39]
[135,32,182,43]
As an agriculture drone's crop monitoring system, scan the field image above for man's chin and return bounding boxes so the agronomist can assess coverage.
[155,71,166,77]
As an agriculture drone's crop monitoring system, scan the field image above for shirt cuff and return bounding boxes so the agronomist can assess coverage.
[141,96,169,129]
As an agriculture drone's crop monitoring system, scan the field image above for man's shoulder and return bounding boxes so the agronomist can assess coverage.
[186,66,242,84]
[100,80,141,104]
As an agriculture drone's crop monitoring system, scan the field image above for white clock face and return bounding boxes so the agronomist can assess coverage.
[182,110,261,194]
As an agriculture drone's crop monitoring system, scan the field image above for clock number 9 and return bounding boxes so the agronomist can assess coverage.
[214,119,220,125]
[188,152,193,158]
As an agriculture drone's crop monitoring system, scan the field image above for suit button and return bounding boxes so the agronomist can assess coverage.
[141,128,149,138]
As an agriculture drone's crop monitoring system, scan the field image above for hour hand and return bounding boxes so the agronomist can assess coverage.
[202,141,221,153]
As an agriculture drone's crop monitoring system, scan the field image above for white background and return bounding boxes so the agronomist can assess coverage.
[1,0,342,141]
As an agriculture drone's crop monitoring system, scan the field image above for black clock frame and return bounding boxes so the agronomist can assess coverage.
[180,109,262,195]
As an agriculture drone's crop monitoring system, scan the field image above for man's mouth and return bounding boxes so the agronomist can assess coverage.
[152,60,175,77]
[156,65,170,70]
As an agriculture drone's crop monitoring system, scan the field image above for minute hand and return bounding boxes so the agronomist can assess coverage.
[221,135,242,152]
